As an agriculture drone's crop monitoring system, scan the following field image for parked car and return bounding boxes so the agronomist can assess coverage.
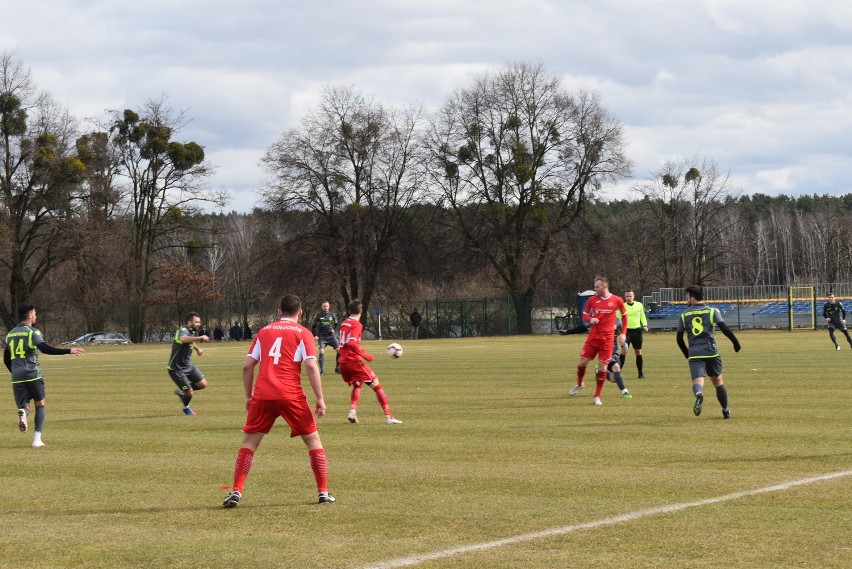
[65,332,132,345]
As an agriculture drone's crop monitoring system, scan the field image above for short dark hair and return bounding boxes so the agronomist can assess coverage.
[348,299,363,315]
[280,294,302,317]
[185,311,200,324]
[624,288,634,294]
[685,285,704,301]
[18,304,35,321]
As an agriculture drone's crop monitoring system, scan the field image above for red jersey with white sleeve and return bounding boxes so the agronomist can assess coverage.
[247,317,317,400]
[338,316,373,365]
[582,294,628,339]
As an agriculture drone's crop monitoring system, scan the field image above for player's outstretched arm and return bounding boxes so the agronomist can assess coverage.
[37,342,83,356]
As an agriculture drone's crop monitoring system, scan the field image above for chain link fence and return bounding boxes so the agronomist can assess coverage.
[364,283,852,339]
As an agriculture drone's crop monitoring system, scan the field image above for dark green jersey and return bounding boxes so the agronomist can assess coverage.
[823,301,846,323]
[5,324,46,382]
[167,325,196,372]
[311,310,339,337]
[677,304,724,359]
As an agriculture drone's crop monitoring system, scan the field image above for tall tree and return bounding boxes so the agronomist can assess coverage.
[0,51,84,328]
[427,62,630,332]
[70,130,127,332]
[108,97,224,342]
[218,213,267,328]
[261,85,427,318]
[634,157,737,287]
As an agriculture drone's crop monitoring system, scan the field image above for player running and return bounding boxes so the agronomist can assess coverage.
[338,300,402,425]
[4,305,84,447]
[676,285,741,419]
[569,276,628,405]
[167,312,210,416]
[822,293,852,351]
[223,294,334,508]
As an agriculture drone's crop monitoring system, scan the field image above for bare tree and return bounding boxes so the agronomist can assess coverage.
[261,85,427,318]
[426,62,630,331]
[108,96,226,342]
[0,51,85,328]
[635,157,736,286]
[219,213,267,328]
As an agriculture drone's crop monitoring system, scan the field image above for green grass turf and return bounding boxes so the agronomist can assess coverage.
[0,331,849,568]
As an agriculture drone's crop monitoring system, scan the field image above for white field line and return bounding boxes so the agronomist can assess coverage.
[361,470,852,569]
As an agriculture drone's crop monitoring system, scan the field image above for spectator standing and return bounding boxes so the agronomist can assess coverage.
[409,308,422,339]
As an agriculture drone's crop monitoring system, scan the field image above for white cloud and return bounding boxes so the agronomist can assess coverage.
[2,0,851,210]
[754,169,797,191]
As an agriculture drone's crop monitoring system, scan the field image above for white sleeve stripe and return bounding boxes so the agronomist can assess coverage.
[294,338,307,362]
[248,340,261,361]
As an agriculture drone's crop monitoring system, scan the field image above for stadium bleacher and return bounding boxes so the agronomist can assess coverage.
[648,303,734,319]
[753,301,812,315]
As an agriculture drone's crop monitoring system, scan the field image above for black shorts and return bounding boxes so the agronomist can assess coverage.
[12,379,46,408]
[317,335,339,350]
[169,366,205,391]
[688,357,723,380]
[625,328,644,349]
[827,320,847,332]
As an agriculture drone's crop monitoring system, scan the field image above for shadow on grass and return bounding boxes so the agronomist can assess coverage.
[27,500,332,517]
[664,451,852,465]
[704,451,852,464]
[50,414,185,423]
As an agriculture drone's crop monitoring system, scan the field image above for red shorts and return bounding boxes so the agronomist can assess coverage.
[242,396,317,437]
[579,335,615,363]
[339,360,377,386]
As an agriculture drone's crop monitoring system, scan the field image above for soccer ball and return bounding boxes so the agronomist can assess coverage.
[386,343,403,358]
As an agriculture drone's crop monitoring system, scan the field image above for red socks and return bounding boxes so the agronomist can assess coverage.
[309,448,329,493]
[576,365,587,386]
[350,383,362,409]
[374,385,391,416]
[232,447,255,493]
[233,447,328,495]
[594,369,606,397]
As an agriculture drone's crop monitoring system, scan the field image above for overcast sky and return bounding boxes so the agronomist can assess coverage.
[2,0,850,212]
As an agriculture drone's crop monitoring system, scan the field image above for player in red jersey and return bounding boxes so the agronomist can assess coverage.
[338,299,402,425]
[222,294,335,508]
[569,276,628,405]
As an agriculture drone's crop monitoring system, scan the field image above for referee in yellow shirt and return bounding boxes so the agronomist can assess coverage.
[619,289,648,378]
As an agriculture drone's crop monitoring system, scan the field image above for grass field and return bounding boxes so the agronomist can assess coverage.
[1,330,849,568]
